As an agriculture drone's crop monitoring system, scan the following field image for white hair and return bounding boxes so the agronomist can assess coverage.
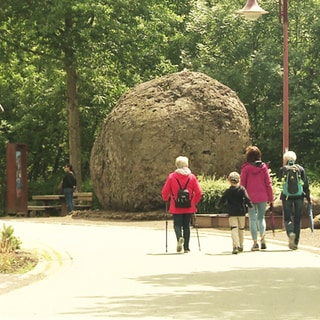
[283,151,297,163]
[175,156,189,168]
[228,171,240,183]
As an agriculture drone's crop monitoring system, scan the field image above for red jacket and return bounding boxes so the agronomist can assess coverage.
[162,172,202,214]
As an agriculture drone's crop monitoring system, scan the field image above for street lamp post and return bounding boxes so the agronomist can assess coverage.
[237,0,289,153]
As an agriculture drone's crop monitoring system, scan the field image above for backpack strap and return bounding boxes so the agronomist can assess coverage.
[184,177,190,189]
[176,178,182,189]
[176,177,190,189]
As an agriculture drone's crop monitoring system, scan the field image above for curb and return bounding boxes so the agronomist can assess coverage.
[0,241,72,295]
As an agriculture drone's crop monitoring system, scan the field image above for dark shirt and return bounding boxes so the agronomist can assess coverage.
[218,185,253,216]
[62,172,77,189]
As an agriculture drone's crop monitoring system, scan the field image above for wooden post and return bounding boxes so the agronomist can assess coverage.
[6,143,28,215]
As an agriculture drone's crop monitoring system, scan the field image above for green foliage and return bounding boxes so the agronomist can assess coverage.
[0,0,188,209]
[269,169,283,199]
[310,182,320,200]
[181,0,320,176]
[28,177,64,197]
[0,120,9,216]
[0,224,21,254]
[197,172,320,215]
[77,179,101,209]
[1,0,320,214]
[197,176,229,214]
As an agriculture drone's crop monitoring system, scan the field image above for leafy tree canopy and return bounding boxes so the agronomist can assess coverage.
[0,0,320,209]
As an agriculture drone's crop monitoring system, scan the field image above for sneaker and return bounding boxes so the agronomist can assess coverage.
[261,239,267,250]
[238,247,243,252]
[251,243,259,251]
[177,237,184,253]
[293,244,298,250]
[232,247,239,254]
[184,249,190,253]
[289,233,296,250]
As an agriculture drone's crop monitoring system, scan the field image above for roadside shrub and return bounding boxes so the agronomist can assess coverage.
[310,182,320,200]
[197,173,320,215]
[0,224,38,274]
[197,176,229,214]
[0,224,21,253]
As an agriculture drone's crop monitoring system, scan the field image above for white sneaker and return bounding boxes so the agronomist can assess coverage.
[289,233,296,250]
[177,237,184,253]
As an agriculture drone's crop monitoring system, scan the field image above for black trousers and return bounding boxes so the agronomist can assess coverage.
[173,214,192,250]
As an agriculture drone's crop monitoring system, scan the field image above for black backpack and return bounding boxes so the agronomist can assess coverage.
[175,178,191,208]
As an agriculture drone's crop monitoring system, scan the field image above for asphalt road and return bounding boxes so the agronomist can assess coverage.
[0,217,320,320]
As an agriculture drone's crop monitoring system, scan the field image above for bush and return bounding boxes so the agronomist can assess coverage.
[0,224,21,253]
[310,182,320,200]
[197,176,229,214]
[197,173,320,215]
[0,224,38,274]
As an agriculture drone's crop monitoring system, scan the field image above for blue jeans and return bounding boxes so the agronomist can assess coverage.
[63,188,74,213]
[173,214,192,250]
[282,198,303,245]
[248,202,267,241]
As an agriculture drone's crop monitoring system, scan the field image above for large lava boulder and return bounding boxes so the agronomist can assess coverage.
[90,71,251,211]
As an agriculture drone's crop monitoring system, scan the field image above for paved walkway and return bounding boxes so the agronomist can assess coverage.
[0,217,320,320]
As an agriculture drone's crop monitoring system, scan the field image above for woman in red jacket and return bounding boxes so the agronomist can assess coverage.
[162,156,202,253]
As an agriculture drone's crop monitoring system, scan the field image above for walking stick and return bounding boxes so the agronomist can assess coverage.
[165,201,168,252]
[267,204,275,237]
[194,214,201,251]
[308,202,314,233]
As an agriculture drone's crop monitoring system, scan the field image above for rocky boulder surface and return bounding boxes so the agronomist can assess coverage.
[90,71,251,211]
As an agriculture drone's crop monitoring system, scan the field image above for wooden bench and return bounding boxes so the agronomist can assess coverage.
[29,192,93,216]
[27,204,62,217]
[73,192,93,211]
[30,195,63,216]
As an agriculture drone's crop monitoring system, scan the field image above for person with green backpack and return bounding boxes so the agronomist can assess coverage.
[278,151,311,250]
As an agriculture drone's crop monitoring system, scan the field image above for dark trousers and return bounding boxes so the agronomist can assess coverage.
[63,188,74,213]
[282,198,303,245]
[173,214,192,250]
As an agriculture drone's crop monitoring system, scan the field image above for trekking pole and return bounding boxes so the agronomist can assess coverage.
[194,214,201,251]
[165,201,168,253]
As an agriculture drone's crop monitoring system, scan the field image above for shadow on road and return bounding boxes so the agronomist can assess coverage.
[62,267,320,320]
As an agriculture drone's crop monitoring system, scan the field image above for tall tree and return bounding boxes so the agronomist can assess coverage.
[181,0,320,173]
[64,16,82,189]
[0,0,190,190]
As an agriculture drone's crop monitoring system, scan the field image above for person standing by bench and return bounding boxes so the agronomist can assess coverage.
[62,164,77,215]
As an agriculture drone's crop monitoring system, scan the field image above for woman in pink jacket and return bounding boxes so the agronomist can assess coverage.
[162,156,202,253]
[240,146,274,251]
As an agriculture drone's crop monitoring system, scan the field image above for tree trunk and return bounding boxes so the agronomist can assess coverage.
[66,66,82,190]
[65,18,82,190]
